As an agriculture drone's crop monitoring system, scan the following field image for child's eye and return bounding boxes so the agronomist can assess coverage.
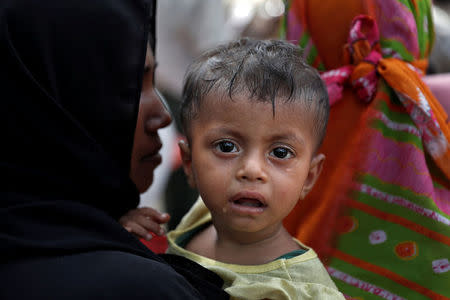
[215,140,238,153]
[270,147,294,159]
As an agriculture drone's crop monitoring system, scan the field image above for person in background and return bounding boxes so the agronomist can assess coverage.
[0,0,228,299]
[282,0,450,299]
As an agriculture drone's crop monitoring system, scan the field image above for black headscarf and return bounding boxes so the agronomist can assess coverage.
[0,0,158,261]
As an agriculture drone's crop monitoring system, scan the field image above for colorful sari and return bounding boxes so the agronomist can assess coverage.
[282,0,450,298]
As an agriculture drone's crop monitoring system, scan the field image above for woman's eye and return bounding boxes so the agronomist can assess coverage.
[271,147,293,159]
[215,141,237,153]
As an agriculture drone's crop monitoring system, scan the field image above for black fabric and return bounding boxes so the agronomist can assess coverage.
[160,254,230,300]
[0,0,227,298]
[1,251,204,300]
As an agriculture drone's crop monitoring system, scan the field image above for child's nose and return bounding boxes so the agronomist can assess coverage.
[236,153,267,183]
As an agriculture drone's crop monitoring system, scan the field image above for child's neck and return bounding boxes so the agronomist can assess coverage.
[186,223,301,265]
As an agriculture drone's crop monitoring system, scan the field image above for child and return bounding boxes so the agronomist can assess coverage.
[122,38,344,299]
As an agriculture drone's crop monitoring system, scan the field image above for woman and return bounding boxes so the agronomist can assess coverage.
[0,0,227,299]
[282,0,450,299]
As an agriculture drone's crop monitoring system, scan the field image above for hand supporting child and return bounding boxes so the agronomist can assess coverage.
[119,207,170,241]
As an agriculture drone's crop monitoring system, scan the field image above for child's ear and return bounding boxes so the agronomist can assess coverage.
[178,139,196,188]
[300,153,325,199]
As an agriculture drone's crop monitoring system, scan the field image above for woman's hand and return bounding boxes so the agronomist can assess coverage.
[119,207,170,240]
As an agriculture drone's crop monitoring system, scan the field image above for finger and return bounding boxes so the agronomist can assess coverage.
[120,214,163,235]
[145,212,170,224]
[139,217,165,235]
[126,222,153,241]
[133,215,165,236]
[137,207,168,220]
[158,213,171,223]
[136,206,159,215]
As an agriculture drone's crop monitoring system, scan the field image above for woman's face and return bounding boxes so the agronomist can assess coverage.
[130,45,172,193]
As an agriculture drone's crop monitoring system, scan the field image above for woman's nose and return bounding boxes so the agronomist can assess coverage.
[236,153,268,183]
[145,91,172,132]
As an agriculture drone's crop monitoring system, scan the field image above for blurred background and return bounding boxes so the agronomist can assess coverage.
[139,0,450,230]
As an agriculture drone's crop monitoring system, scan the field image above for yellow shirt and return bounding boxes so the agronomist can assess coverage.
[167,198,345,300]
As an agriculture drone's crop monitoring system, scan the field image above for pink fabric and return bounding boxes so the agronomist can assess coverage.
[361,130,436,196]
[434,184,450,214]
[373,0,420,57]
[321,66,353,106]
[320,16,382,105]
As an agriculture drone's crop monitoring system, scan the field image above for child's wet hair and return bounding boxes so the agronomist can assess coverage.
[180,38,329,149]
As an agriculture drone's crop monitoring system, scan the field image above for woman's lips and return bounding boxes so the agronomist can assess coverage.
[229,191,267,215]
[142,152,162,165]
[141,143,162,165]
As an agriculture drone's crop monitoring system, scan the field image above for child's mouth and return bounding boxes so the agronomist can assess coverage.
[229,191,267,215]
[233,198,265,208]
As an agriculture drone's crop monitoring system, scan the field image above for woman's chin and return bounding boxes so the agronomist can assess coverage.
[131,170,154,194]
[139,177,154,194]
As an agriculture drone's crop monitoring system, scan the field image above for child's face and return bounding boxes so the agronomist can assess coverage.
[180,93,325,239]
